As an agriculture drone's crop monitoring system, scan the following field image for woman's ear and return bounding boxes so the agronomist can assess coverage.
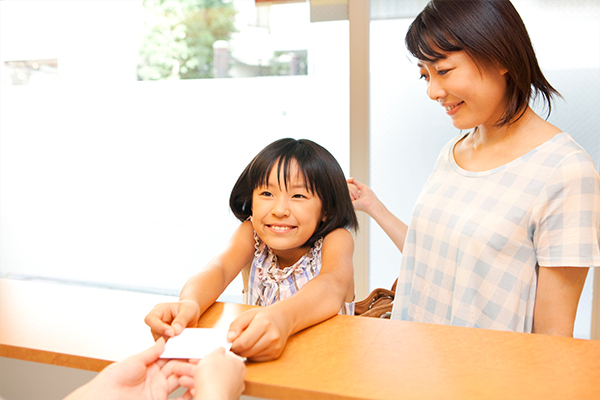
[497,62,508,76]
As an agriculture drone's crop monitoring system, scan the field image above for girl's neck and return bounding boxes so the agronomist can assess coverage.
[272,246,311,269]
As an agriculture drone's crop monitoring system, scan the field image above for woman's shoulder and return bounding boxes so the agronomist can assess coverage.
[536,132,596,168]
[524,133,600,194]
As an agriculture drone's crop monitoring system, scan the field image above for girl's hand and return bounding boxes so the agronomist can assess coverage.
[227,307,293,362]
[346,177,380,215]
[144,300,201,341]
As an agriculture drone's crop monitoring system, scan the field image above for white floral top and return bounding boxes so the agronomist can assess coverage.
[243,231,355,315]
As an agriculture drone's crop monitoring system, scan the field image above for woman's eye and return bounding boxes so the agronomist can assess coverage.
[419,74,428,80]
[437,69,449,76]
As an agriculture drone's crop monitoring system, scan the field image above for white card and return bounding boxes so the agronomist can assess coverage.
[160,328,232,359]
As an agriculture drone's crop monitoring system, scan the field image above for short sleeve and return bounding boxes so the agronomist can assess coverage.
[533,152,600,267]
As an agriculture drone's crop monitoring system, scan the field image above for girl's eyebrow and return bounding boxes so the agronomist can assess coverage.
[291,184,308,190]
[264,180,306,190]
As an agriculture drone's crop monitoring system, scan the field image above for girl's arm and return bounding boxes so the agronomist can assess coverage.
[145,221,255,340]
[227,227,354,361]
[533,266,589,337]
[347,178,409,253]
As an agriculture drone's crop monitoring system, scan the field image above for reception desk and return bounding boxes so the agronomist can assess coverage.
[1,278,599,400]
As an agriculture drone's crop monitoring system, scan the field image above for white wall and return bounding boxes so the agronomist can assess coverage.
[0,75,349,300]
[0,358,97,400]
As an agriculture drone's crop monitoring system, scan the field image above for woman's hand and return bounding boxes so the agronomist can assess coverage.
[347,177,408,253]
[144,300,201,340]
[226,307,293,362]
[347,177,381,215]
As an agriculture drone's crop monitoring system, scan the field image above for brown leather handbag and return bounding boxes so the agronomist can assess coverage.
[354,279,397,318]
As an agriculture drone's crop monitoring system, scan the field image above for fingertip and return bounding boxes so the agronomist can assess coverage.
[227,330,237,342]
[172,323,183,335]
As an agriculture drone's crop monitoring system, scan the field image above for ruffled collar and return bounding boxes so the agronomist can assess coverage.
[253,231,323,284]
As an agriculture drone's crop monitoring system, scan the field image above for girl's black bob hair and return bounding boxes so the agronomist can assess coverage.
[229,138,358,248]
[405,0,560,127]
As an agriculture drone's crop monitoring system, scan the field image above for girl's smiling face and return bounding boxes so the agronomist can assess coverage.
[251,160,323,268]
[418,50,509,131]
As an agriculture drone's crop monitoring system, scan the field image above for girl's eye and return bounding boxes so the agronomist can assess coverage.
[292,194,307,199]
[259,191,273,197]
[419,74,429,81]
[437,69,449,76]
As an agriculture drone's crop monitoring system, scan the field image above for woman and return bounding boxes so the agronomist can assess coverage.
[349,0,599,336]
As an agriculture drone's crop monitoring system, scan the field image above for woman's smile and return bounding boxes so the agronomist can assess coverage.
[442,100,464,115]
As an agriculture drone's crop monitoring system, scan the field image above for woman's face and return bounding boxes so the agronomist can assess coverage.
[418,51,508,131]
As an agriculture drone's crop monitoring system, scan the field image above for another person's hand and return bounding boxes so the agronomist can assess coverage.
[145,300,201,340]
[178,347,246,400]
[227,307,292,362]
[64,338,193,400]
[346,177,381,215]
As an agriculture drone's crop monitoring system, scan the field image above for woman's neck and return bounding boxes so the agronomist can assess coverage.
[454,107,561,172]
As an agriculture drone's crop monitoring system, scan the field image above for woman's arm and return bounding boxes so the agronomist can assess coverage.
[348,178,409,253]
[227,228,355,361]
[533,266,589,337]
[145,221,255,339]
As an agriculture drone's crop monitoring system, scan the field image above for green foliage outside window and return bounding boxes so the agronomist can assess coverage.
[137,0,237,80]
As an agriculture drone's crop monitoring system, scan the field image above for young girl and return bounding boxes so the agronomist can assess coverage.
[146,138,357,361]
[349,0,599,336]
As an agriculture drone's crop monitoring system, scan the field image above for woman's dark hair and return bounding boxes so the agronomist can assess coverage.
[230,138,358,248]
[405,0,560,126]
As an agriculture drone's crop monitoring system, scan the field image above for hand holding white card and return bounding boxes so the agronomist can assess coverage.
[160,328,232,359]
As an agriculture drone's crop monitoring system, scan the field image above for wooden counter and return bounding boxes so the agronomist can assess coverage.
[1,278,599,400]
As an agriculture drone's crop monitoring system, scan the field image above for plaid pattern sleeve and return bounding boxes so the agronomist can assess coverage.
[391,132,600,332]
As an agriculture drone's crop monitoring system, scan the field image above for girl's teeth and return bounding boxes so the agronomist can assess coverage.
[271,225,292,232]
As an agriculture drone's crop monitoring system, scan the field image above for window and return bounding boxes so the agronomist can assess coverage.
[0,0,349,302]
